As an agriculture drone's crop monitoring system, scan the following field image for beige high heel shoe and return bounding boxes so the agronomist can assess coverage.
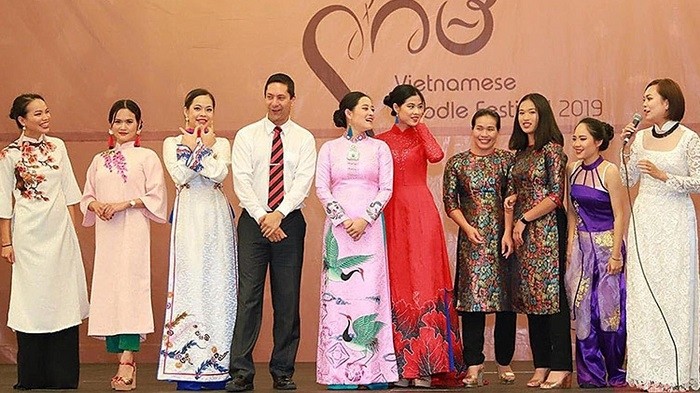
[540,371,571,390]
[497,364,516,384]
[526,368,550,388]
[463,364,484,388]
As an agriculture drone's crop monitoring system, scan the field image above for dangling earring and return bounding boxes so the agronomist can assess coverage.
[108,130,115,149]
[394,115,399,124]
[22,125,26,132]
[346,125,353,139]
[184,116,189,129]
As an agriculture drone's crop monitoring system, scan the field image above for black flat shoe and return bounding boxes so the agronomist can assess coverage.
[273,375,297,390]
[225,376,254,392]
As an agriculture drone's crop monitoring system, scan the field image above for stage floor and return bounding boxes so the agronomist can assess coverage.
[0,362,634,392]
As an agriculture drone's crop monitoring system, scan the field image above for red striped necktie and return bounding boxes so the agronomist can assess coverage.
[268,126,284,210]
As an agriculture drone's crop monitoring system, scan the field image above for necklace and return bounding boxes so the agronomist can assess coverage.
[651,122,680,139]
[347,144,360,161]
[345,130,366,161]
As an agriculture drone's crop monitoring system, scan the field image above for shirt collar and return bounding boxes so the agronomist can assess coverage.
[114,140,136,150]
[264,116,291,135]
[18,132,47,145]
[660,120,680,132]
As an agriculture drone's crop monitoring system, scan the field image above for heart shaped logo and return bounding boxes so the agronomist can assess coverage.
[302,0,497,101]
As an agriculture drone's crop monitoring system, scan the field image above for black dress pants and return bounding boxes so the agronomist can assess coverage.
[15,325,80,389]
[527,208,573,372]
[228,210,306,382]
[461,311,517,367]
[527,287,573,371]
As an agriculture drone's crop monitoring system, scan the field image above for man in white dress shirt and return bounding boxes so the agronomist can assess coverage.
[227,73,317,392]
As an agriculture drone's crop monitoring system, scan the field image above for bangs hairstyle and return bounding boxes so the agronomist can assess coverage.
[509,93,564,151]
[646,78,685,121]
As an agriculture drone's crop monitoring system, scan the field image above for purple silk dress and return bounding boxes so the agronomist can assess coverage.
[564,157,626,388]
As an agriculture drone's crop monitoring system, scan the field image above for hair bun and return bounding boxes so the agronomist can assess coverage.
[383,94,393,108]
[333,109,346,128]
[602,122,614,142]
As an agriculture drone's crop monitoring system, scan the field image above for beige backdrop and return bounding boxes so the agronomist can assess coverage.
[0,0,699,364]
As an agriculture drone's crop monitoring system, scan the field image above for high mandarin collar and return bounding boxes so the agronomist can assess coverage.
[391,123,416,134]
[18,132,47,145]
[659,120,680,132]
[344,129,367,142]
[581,155,604,171]
[113,140,137,150]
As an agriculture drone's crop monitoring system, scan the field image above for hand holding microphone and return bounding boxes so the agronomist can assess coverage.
[622,113,643,146]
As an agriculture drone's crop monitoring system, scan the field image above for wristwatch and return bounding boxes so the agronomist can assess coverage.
[519,215,531,225]
[129,199,136,208]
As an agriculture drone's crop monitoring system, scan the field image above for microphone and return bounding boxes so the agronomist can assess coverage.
[623,113,643,146]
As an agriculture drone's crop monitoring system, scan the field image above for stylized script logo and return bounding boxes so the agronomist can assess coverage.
[303,0,496,101]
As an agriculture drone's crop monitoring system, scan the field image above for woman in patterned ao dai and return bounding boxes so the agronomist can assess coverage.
[81,99,168,390]
[0,94,89,389]
[620,79,700,392]
[158,89,238,390]
[315,92,397,390]
[443,109,516,387]
[564,118,626,388]
[508,93,572,389]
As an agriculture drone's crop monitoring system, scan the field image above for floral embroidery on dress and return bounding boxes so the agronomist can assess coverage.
[574,276,590,308]
[391,293,463,377]
[605,307,621,331]
[37,140,57,156]
[20,141,58,169]
[594,231,613,249]
[8,140,59,201]
[14,164,48,201]
[101,149,128,183]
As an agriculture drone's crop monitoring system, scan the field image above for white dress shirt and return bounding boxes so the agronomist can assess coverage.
[231,117,317,222]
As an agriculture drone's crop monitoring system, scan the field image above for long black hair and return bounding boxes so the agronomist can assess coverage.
[509,93,563,151]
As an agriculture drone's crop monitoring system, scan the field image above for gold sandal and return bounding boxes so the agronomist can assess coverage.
[526,368,550,388]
